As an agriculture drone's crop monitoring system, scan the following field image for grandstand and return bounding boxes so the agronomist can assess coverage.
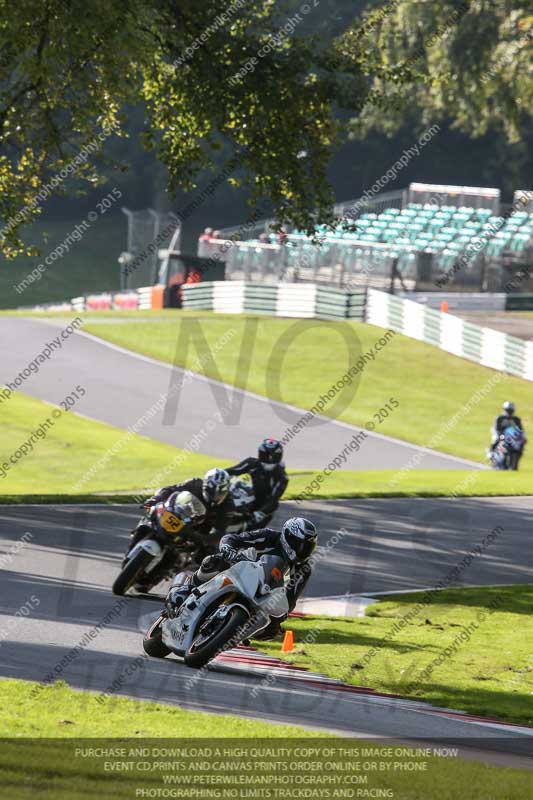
[198,183,533,293]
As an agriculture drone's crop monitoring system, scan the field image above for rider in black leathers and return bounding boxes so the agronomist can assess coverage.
[128,468,231,554]
[490,401,525,452]
[166,517,317,640]
[226,438,288,528]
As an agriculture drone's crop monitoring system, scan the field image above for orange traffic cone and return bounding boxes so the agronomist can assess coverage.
[281,630,294,653]
[440,300,449,313]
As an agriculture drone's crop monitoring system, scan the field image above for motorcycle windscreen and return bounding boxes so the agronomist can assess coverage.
[258,554,286,590]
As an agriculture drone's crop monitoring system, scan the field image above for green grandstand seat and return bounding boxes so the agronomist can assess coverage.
[399,211,417,222]
[510,233,530,254]
[441,226,458,237]
[453,213,470,224]
[461,220,480,231]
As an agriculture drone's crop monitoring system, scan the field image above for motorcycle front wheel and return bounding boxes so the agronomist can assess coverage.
[143,615,171,658]
[112,549,153,595]
[184,606,249,668]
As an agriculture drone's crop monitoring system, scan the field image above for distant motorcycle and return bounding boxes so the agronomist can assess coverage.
[142,552,289,668]
[488,426,526,471]
[112,492,211,596]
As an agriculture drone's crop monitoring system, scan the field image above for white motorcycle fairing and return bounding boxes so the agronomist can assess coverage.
[161,559,289,657]
[127,538,165,573]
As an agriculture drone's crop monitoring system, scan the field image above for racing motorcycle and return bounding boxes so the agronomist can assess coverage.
[142,552,289,668]
[488,426,526,471]
[112,479,258,596]
[112,491,211,596]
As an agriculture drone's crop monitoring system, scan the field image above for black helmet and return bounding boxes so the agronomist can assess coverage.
[280,517,317,562]
[258,438,283,468]
[202,468,230,505]
[503,401,515,415]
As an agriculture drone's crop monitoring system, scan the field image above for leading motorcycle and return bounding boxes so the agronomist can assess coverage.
[142,552,289,668]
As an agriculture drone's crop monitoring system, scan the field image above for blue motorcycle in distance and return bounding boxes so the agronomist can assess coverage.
[488,426,526,471]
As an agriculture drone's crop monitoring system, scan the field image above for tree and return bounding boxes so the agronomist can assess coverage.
[340,0,533,143]
[0,0,372,256]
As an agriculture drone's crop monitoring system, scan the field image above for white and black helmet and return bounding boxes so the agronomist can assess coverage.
[202,468,230,505]
[503,401,515,415]
[280,517,317,562]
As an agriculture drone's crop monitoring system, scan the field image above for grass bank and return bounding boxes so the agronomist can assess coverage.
[260,585,533,727]
[2,391,533,499]
[0,390,216,495]
[1,679,531,799]
[81,312,533,465]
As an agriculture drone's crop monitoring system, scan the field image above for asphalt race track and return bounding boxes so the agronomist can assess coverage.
[0,316,480,471]
[1,499,532,763]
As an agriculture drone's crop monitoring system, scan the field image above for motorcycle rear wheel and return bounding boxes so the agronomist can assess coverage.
[112,549,153,595]
[184,606,249,668]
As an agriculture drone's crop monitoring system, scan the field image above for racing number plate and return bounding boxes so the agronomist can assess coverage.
[159,511,185,535]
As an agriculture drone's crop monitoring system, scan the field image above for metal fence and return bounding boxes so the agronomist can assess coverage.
[121,208,181,290]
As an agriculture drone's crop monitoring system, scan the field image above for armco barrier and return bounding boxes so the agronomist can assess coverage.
[366,288,533,380]
[20,287,153,313]
[181,281,365,321]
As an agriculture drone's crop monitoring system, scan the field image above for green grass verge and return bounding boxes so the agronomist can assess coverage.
[0,678,317,738]
[1,679,531,800]
[285,467,533,498]
[80,312,533,469]
[2,392,533,498]
[260,585,533,727]
[0,390,217,495]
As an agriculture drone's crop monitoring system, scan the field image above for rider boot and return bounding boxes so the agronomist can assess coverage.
[253,616,284,641]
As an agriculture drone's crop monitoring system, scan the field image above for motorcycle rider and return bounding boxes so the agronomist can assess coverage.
[128,468,231,552]
[226,438,289,528]
[166,517,317,640]
[490,402,525,452]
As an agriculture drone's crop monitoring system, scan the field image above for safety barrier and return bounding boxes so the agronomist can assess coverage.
[19,287,156,313]
[366,289,533,380]
[181,281,365,321]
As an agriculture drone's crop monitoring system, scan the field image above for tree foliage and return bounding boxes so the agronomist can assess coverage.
[0,0,371,256]
[1,0,531,259]
[342,0,533,142]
